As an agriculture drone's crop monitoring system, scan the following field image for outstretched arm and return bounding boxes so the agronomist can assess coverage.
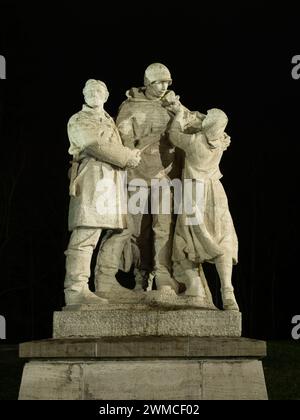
[85,143,140,169]
[168,107,196,152]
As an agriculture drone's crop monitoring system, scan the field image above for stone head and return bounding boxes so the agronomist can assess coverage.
[144,63,172,98]
[202,108,228,141]
[83,79,109,108]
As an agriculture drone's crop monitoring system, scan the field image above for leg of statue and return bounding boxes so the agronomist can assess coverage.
[152,211,179,293]
[135,212,154,280]
[129,188,154,291]
[215,255,239,311]
[64,227,108,305]
[94,228,132,293]
[173,259,206,297]
[198,264,214,305]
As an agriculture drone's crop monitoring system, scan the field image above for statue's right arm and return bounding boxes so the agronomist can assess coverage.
[69,115,134,168]
[169,129,196,153]
[85,142,132,169]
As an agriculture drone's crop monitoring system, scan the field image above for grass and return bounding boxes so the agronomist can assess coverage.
[0,340,299,400]
[0,345,25,400]
[264,340,300,400]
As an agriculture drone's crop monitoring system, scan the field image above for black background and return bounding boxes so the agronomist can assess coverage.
[0,1,299,342]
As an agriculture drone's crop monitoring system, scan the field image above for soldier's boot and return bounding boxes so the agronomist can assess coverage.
[153,221,181,293]
[173,261,206,297]
[183,270,206,297]
[64,252,108,305]
[133,269,149,291]
[94,233,132,294]
[154,267,180,294]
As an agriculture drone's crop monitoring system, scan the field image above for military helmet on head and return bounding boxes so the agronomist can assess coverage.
[144,63,172,86]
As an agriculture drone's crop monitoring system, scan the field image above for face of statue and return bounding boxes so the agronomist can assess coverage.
[146,80,169,98]
[84,86,108,108]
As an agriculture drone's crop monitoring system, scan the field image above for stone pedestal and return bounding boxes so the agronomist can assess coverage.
[19,304,268,400]
[53,305,242,338]
[19,336,267,400]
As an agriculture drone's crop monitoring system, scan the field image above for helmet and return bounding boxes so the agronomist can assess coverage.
[144,63,172,86]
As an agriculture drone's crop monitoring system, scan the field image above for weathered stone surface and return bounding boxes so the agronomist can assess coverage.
[202,360,268,400]
[53,308,242,338]
[19,362,82,400]
[20,337,266,359]
[19,335,268,400]
[64,79,141,306]
[65,288,219,310]
[18,359,268,400]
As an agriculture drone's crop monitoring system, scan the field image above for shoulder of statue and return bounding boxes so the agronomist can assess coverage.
[67,111,84,128]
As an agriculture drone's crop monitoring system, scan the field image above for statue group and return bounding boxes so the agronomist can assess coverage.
[64,63,239,312]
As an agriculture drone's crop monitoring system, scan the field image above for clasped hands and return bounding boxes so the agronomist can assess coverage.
[126,149,141,168]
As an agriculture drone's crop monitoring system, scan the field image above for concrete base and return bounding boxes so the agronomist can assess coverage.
[19,337,268,400]
[53,306,242,338]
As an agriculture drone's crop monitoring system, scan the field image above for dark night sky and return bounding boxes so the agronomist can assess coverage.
[0,1,299,342]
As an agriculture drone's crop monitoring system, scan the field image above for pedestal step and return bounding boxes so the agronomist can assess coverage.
[20,336,266,358]
[53,308,242,338]
[18,336,268,400]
